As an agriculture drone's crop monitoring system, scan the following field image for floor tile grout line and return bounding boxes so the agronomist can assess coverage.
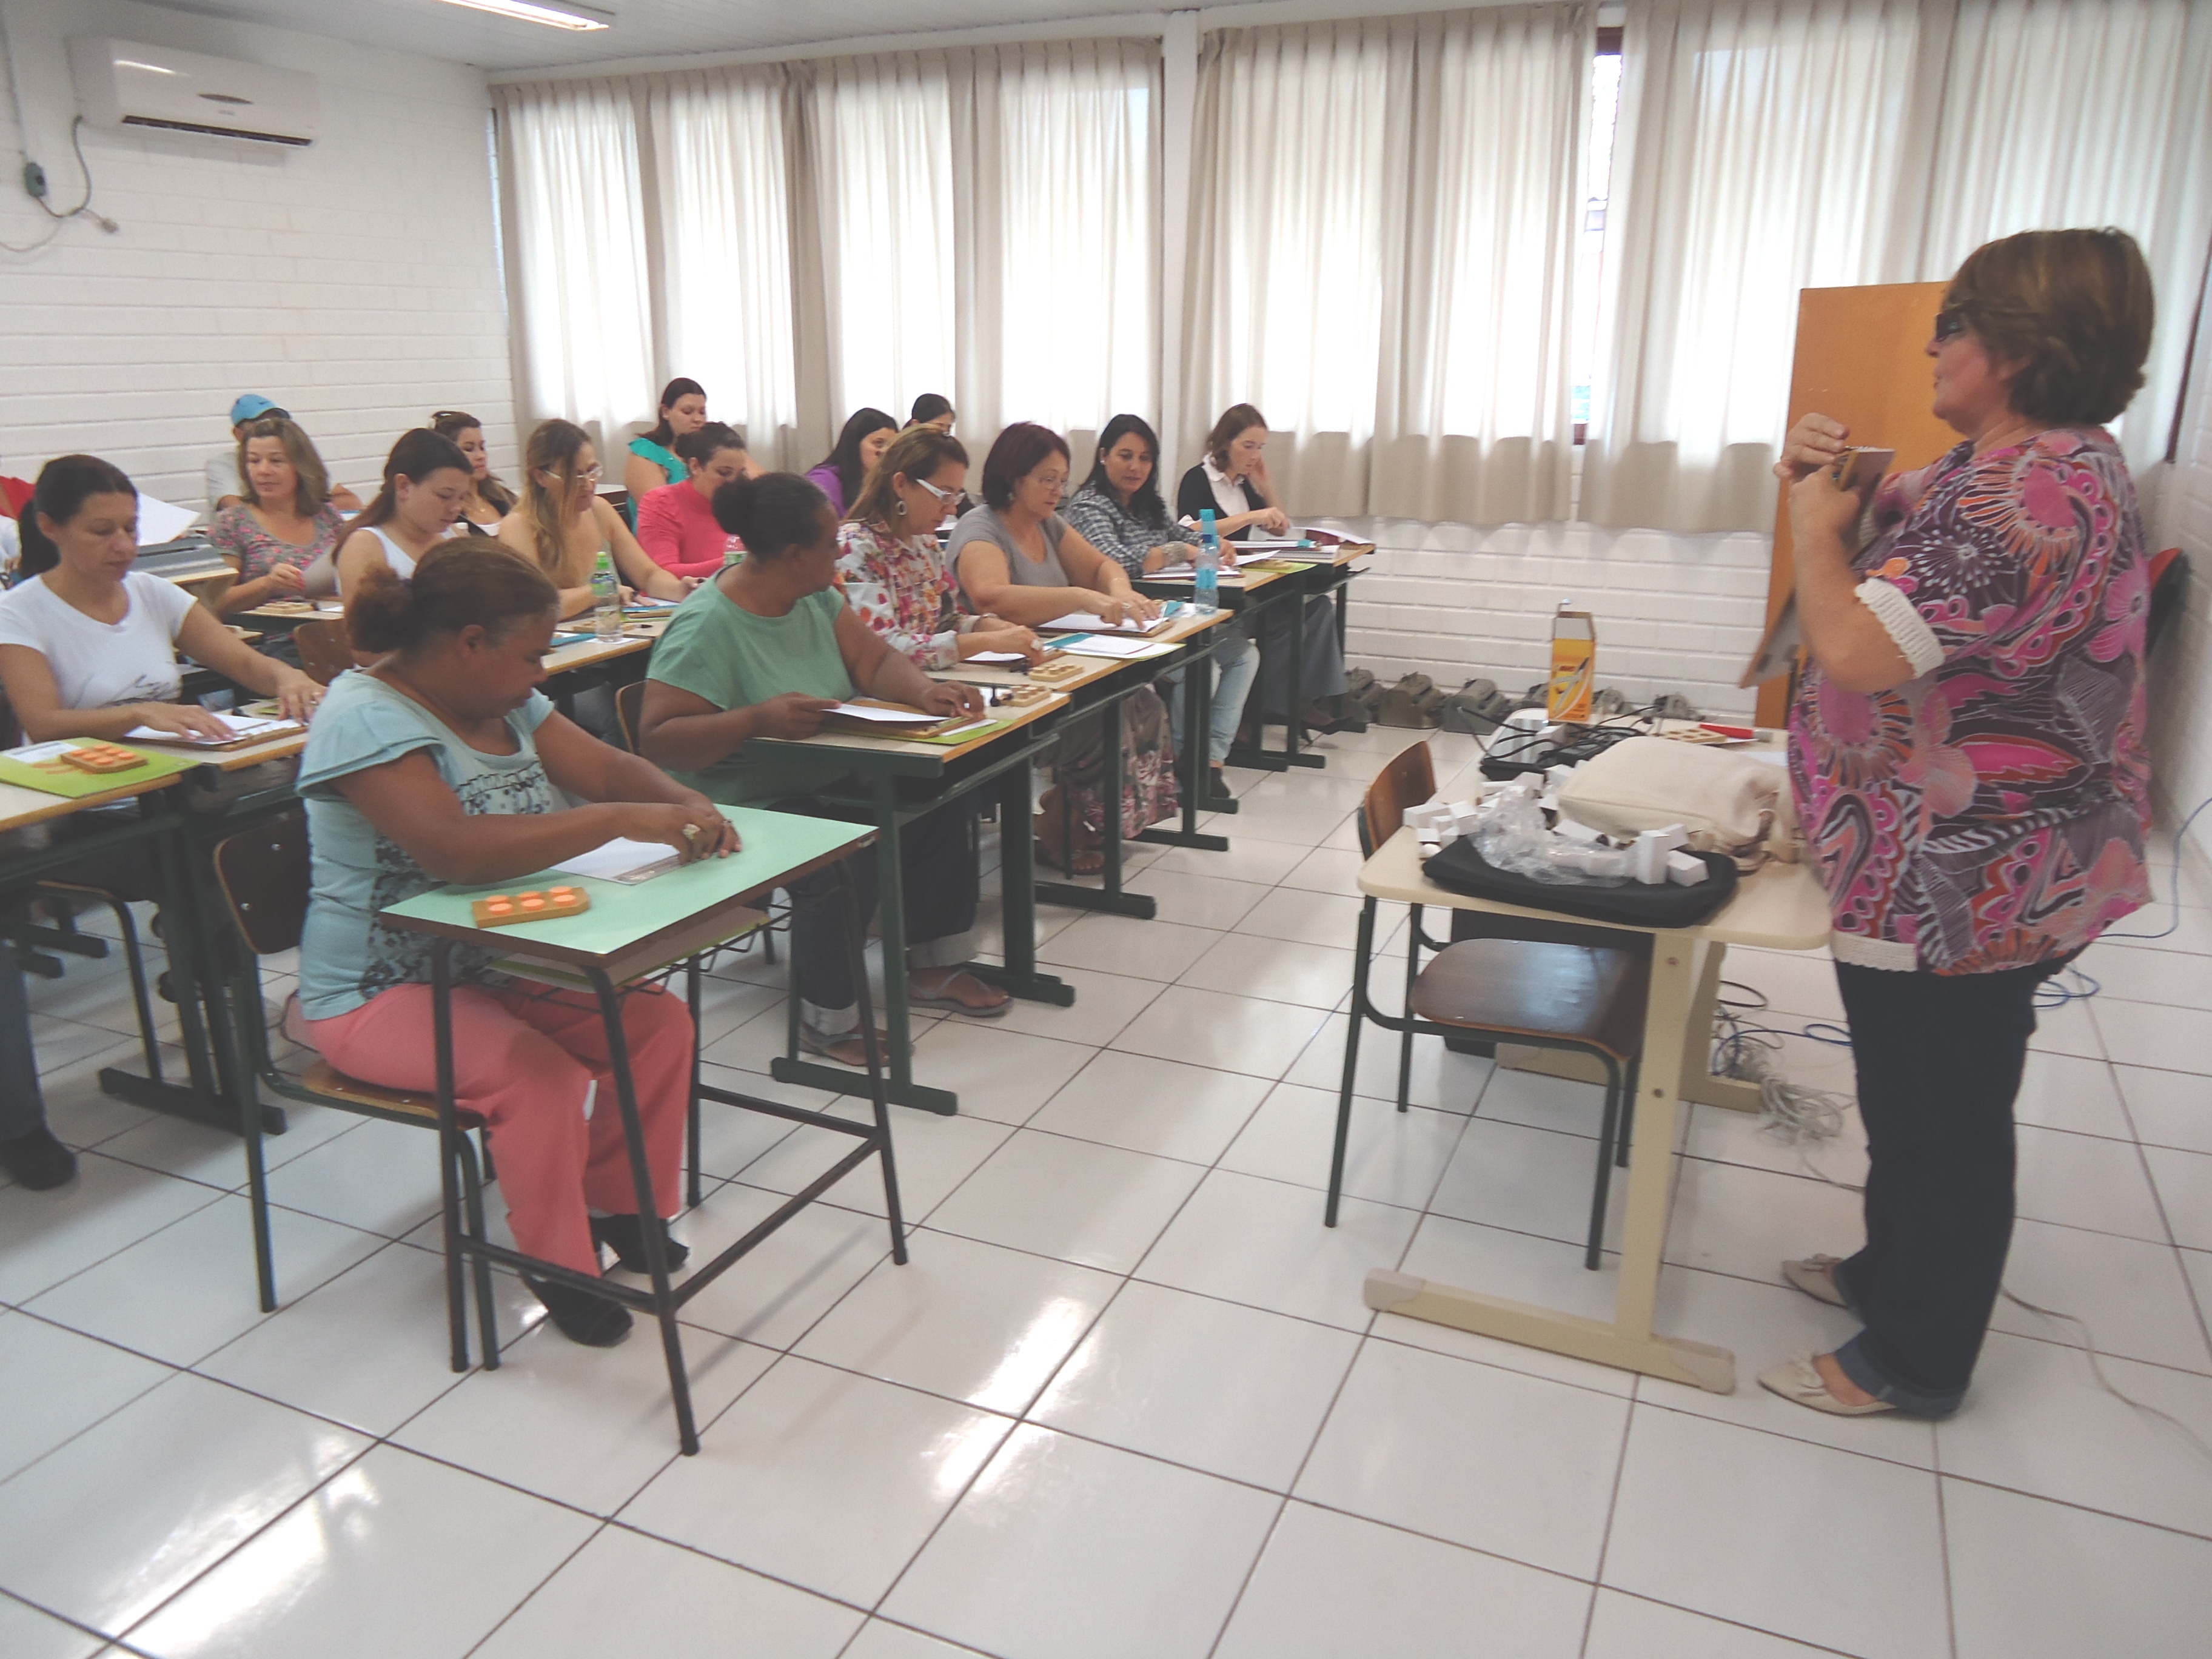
[1575,1378,1639,1658]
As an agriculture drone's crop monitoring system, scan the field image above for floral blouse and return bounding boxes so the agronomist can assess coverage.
[1063,481,1179,577]
[1788,428,2151,974]
[836,519,971,669]
[207,503,345,582]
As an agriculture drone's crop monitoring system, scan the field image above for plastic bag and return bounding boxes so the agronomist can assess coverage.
[1470,781,1631,886]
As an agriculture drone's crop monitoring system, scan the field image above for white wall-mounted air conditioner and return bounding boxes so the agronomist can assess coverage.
[69,38,318,148]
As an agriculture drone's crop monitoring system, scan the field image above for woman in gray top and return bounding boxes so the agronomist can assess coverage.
[949,423,1180,872]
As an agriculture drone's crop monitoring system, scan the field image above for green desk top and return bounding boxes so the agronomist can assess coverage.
[378,805,870,964]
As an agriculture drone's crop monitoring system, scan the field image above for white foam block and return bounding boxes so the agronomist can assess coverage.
[1666,850,1707,885]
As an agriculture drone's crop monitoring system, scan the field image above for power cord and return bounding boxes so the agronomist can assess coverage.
[0,0,121,254]
[2103,794,2212,943]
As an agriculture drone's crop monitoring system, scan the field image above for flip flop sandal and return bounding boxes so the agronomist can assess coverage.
[1034,837,1105,876]
[908,972,1011,1018]
[797,1022,900,1068]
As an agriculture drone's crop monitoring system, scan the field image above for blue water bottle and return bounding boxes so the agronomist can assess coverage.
[1195,509,1221,614]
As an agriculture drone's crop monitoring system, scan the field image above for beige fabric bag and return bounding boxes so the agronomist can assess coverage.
[1555,736,1798,867]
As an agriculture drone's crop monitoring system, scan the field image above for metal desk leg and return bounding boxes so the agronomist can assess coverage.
[1330,576,1367,732]
[1141,634,1232,850]
[968,760,1074,1011]
[1361,930,1737,1394]
[1036,696,1158,920]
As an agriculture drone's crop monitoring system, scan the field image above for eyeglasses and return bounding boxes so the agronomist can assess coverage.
[1933,307,1970,342]
[911,475,955,503]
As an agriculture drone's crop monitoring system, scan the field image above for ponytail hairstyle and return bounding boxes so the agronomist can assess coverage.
[354,429,471,533]
[518,418,593,576]
[811,407,897,508]
[346,541,560,657]
[644,377,706,447]
[428,409,517,515]
[711,472,831,560]
[22,455,137,579]
[847,427,968,529]
[236,416,331,517]
[673,421,747,471]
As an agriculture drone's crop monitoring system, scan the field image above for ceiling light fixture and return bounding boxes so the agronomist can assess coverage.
[432,0,614,31]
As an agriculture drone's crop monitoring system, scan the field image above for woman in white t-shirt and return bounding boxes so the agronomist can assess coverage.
[0,455,321,741]
[332,429,475,600]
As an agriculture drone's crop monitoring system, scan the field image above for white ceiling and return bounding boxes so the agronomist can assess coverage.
[148,0,1176,74]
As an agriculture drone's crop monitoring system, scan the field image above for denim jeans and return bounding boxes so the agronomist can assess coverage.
[1829,953,2073,1416]
[1169,631,1259,766]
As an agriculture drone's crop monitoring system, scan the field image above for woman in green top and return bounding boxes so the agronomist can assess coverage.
[638,472,1008,1065]
[623,377,707,508]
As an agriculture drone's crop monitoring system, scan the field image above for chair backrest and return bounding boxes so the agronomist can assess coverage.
[211,811,311,956]
[1359,741,1436,856]
[293,617,355,686]
[615,680,645,751]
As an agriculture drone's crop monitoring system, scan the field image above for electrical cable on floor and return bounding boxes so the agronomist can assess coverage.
[2104,795,2211,943]
[1708,981,2211,1460]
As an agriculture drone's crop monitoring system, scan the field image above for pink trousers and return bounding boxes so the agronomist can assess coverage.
[305,982,693,1276]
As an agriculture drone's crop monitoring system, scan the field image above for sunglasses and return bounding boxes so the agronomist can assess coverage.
[1934,307,1970,342]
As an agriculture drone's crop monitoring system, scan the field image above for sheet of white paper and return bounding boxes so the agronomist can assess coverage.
[135,493,199,546]
[552,837,682,882]
[1038,612,1164,635]
[7,740,82,763]
[1059,635,1167,659]
[121,712,303,745]
[826,702,942,725]
[1744,748,1790,766]
[965,651,1030,664]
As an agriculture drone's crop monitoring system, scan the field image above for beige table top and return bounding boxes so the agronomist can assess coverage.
[936,605,1235,693]
[0,771,184,836]
[751,685,1074,766]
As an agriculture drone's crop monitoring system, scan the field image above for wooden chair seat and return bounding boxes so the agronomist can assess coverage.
[301,1058,482,1128]
[1409,939,1647,1063]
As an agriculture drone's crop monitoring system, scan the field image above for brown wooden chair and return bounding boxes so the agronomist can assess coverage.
[292,617,355,686]
[209,812,499,1361]
[1330,742,1647,1269]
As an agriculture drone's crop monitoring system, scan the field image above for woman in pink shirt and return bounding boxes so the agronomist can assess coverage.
[634,423,754,581]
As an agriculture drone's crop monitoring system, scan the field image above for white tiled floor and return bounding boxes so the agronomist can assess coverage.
[4,723,2211,1658]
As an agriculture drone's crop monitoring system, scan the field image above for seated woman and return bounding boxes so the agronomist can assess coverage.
[299,545,736,1346]
[430,410,518,532]
[623,378,707,507]
[1176,403,1350,736]
[806,407,897,519]
[0,457,320,1189]
[1065,414,1253,806]
[637,473,1007,1064]
[906,394,956,435]
[951,423,1178,873]
[333,429,475,598]
[837,426,1039,668]
[635,423,753,582]
[205,416,347,618]
[497,420,691,619]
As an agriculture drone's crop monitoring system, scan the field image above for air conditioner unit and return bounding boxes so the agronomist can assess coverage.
[69,38,318,148]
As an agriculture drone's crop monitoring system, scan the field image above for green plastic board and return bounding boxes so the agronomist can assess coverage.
[380,804,870,957]
[0,743,204,799]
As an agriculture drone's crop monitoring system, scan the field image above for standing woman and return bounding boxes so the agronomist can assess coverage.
[497,420,691,620]
[635,423,752,582]
[623,378,707,506]
[837,426,1039,668]
[951,423,1179,872]
[205,415,347,618]
[806,407,897,519]
[1067,414,1254,805]
[1177,403,1350,736]
[429,410,517,532]
[332,429,475,597]
[1766,229,2156,1419]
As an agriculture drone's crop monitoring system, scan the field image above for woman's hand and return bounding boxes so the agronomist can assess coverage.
[752,692,840,740]
[961,625,1041,663]
[132,701,236,740]
[1088,592,1162,627]
[1257,506,1292,535]
[271,666,324,724]
[619,803,734,865]
[1789,465,1875,553]
[1775,414,1851,483]
[919,681,985,721]
[1146,543,1195,572]
[265,563,306,595]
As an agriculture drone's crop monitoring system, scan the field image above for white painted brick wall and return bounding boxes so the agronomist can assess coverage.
[1310,517,1773,722]
[0,0,512,514]
[2148,267,2212,884]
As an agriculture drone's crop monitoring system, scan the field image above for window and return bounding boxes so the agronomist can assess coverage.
[1571,28,1623,443]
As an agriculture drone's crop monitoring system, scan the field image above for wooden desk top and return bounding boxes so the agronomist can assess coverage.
[0,771,184,836]
[936,606,1234,694]
[1358,826,1831,952]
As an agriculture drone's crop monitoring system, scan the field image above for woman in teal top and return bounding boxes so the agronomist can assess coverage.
[295,542,736,1349]
[639,472,1008,1065]
[623,377,707,517]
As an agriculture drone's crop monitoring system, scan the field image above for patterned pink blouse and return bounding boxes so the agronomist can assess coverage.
[836,520,970,669]
[1788,428,2151,974]
[207,503,344,582]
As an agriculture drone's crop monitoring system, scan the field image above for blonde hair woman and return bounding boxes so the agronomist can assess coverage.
[496,420,689,619]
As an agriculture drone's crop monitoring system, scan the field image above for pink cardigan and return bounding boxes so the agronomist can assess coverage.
[635,481,740,580]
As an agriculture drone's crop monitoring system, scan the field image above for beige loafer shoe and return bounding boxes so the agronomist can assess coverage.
[1782,1254,1849,1308]
[1757,1352,1896,1416]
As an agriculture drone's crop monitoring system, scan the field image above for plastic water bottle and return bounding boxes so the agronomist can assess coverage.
[1194,509,1221,614]
[590,549,621,637]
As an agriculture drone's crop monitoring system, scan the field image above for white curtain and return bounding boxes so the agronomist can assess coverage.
[495,79,656,455]
[646,67,803,469]
[808,55,959,433]
[1587,0,2212,531]
[951,41,1159,455]
[1182,7,1590,519]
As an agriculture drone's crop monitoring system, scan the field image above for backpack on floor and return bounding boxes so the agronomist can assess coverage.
[1378,672,1446,728]
[1341,667,1384,725]
[1439,677,1513,735]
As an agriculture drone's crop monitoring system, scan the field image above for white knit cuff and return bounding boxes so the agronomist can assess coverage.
[1831,931,1919,971]
[1854,577,1945,679]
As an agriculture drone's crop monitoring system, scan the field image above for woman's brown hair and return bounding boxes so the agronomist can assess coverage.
[347,542,559,656]
[518,419,592,577]
[1204,403,1268,471]
[847,428,968,528]
[235,417,331,518]
[429,409,517,515]
[1944,229,2155,427]
[354,429,471,532]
